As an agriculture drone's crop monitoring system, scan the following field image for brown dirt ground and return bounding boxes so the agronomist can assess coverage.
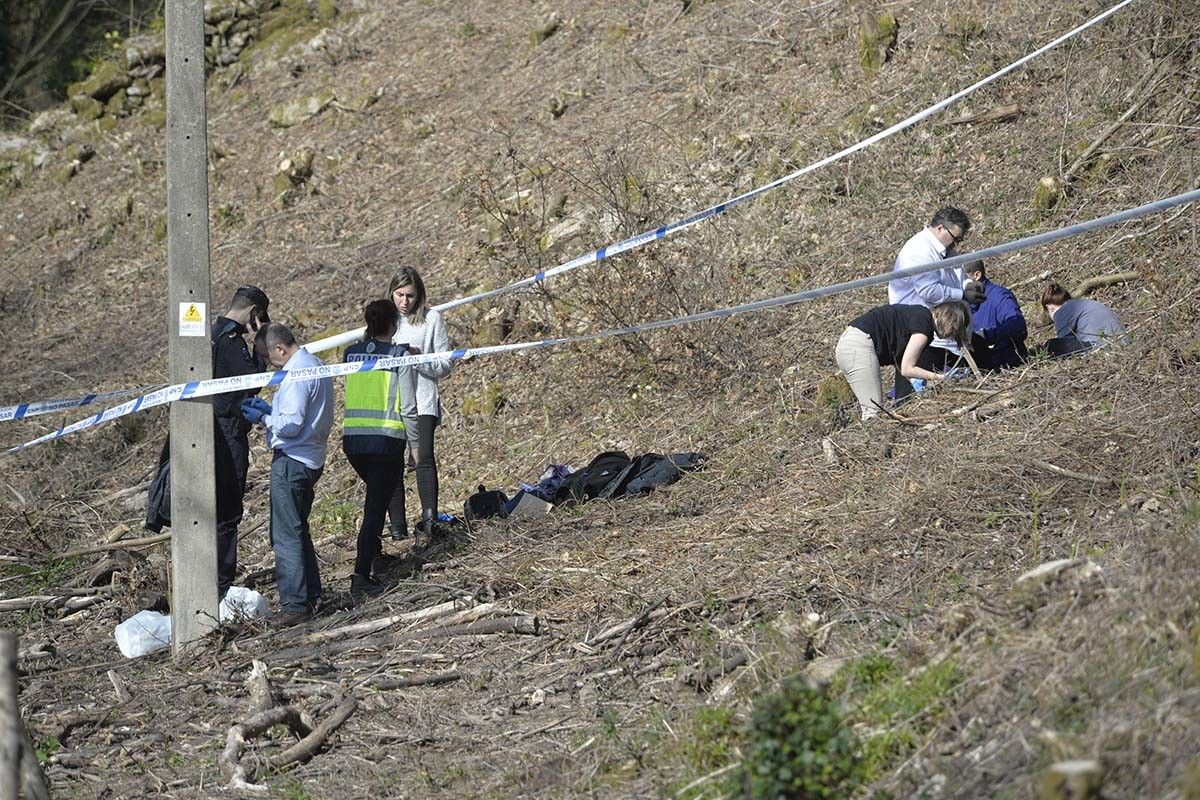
[1,0,1199,797]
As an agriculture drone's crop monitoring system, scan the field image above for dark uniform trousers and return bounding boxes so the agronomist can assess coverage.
[215,417,249,598]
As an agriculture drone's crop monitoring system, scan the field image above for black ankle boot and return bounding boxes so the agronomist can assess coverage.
[351,573,386,600]
[389,523,409,542]
[413,509,437,539]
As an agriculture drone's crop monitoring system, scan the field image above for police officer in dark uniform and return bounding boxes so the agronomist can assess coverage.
[211,285,271,598]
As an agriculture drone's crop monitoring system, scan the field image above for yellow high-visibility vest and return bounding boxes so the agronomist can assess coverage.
[343,366,406,440]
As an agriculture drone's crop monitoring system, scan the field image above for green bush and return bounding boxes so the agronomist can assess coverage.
[731,678,864,799]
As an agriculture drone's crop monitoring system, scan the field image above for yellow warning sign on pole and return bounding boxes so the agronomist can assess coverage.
[178,301,206,337]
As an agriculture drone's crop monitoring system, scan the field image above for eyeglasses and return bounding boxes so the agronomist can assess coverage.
[943,226,966,246]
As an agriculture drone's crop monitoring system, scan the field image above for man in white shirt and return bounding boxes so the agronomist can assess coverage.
[888,207,984,396]
[242,323,334,626]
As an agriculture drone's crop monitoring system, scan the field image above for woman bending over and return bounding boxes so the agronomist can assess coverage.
[835,301,971,420]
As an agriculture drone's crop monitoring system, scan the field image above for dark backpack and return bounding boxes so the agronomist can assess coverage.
[464,485,509,522]
[599,452,706,499]
[554,451,631,504]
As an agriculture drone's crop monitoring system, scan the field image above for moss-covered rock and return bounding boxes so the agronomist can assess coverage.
[63,143,95,165]
[1040,760,1103,800]
[858,11,898,75]
[462,382,507,418]
[70,95,104,121]
[143,109,167,129]
[105,89,129,118]
[269,90,335,127]
[29,108,73,136]
[317,0,337,22]
[68,60,130,102]
[530,13,560,45]
[125,35,166,67]
[1033,175,1065,211]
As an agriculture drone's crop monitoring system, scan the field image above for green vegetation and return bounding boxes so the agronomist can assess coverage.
[831,653,963,780]
[35,735,61,764]
[310,497,357,537]
[731,678,864,798]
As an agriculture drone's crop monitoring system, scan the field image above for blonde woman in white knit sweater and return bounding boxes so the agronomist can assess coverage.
[386,267,453,540]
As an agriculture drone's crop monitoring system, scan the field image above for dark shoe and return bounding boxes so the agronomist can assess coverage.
[389,524,409,542]
[271,609,311,628]
[350,573,386,600]
[413,509,439,539]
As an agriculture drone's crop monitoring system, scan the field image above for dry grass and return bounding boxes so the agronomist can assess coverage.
[0,0,1198,797]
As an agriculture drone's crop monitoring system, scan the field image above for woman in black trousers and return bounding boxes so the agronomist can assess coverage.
[342,299,416,597]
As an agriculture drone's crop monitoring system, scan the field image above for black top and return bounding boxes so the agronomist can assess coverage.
[849,304,936,366]
[211,316,263,429]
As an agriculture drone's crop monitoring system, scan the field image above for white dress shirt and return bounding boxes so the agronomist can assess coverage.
[888,227,965,352]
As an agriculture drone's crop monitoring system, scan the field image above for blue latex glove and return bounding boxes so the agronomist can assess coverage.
[241,397,270,425]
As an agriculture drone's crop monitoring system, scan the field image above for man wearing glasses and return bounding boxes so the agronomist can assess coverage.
[887,207,984,396]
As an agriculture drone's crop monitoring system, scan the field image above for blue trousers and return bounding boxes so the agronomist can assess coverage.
[270,452,323,613]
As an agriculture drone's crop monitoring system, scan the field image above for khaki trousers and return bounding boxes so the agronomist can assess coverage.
[834,326,882,420]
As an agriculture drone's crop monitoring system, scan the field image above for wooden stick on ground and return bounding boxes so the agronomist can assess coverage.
[219,705,313,793]
[267,695,357,771]
[298,598,481,646]
[1030,459,1116,487]
[1069,270,1139,299]
[245,660,274,714]
[686,650,749,692]
[366,667,462,691]
[56,532,171,560]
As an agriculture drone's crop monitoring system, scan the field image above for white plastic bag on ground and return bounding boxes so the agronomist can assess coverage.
[219,586,269,622]
[114,610,172,658]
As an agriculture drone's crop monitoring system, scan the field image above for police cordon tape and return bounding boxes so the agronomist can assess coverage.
[0,384,168,423]
[299,0,1140,356]
[0,0,1140,424]
[7,185,1197,455]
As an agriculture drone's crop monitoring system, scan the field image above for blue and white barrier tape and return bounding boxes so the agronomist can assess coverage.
[299,0,1139,355]
[8,185,1196,455]
[0,0,1139,421]
[0,384,167,423]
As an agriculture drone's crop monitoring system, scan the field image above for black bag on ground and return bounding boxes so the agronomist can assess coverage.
[554,451,631,504]
[600,452,707,499]
[464,484,509,522]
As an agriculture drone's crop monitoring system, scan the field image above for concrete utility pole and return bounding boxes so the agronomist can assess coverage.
[165,0,218,656]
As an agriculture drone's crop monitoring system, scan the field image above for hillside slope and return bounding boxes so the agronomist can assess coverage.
[1,0,1199,797]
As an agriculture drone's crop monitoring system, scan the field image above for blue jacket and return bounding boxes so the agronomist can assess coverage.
[969,279,1027,369]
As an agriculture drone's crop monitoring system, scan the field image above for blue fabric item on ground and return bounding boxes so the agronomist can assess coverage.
[520,464,576,502]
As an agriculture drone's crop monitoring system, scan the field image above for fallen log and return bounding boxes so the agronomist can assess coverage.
[1030,459,1115,487]
[1069,270,1139,299]
[0,591,107,613]
[219,705,312,792]
[56,533,170,560]
[298,597,481,646]
[686,651,749,692]
[245,660,273,714]
[366,667,462,691]
[417,615,541,640]
[267,695,357,771]
[266,608,527,663]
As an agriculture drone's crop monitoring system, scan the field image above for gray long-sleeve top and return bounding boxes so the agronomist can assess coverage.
[393,307,453,433]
